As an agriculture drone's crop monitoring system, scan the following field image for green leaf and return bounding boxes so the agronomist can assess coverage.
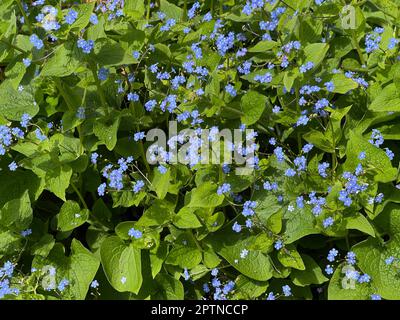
[173,207,202,229]
[352,203,400,299]
[45,164,73,201]
[100,236,142,293]
[330,74,358,94]
[232,275,269,299]
[159,0,182,20]
[31,234,55,257]
[252,190,281,225]
[277,244,305,270]
[240,91,267,125]
[125,0,145,18]
[0,80,39,120]
[328,263,374,300]
[303,43,329,67]
[283,207,319,244]
[137,199,175,227]
[151,166,170,199]
[70,3,95,31]
[369,83,400,112]
[0,190,32,230]
[111,191,146,208]
[291,255,328,287]
[205,230,274,281]
[153,273,184,300]
[248,40,278,53]
[94,39,136,67]
[33,240,99,300]
[0,170,43,207]
[187,182,224,208]
[344,213,375,237]
[166,233,202,269]
[93,114,121,151]
[303,129,334,153]
[344,131,397,183]
[41,42,81,77]
[56,200,89,232]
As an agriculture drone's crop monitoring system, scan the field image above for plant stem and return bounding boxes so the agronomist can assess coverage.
[89,62,109,115]
[146,0,151,23]
[15,0,33,34]
[182,0,187,21]
[139,141,151,173]
[71,182,88,210]
[351,30,366,65]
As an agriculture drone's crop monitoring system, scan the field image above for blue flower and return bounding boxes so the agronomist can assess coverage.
[368,129,384,147]
[22,58,31,67]
[128,227,142,239]
[160,19,176,31]
[77,39,94,54]
[266,292,275,300]
[327,248,338,262]
[225,84,237,97]
[302,143,313,153]
[97,183,106,196]
[388,38,399,49]
[133,180,145,193]
[282,285,292,297]
[371,294,382,300]
[216,32,235,56]
[57,279,69,292]
[272,105,281,113]
[254,72,272,84]
[21,229,32,237]
[90,13,98,25]
[274,146,285,162]
[365,31,382,53]
[385,148,394,160]
[132,51,140,59]
[65,9,78,25]
[222,281,235,294]
[325,81,334,92]
[158,165,168,174]
[325,265,334,275]
[91,153,99,164]
[358,274,371,283]
[35,129,47,141]
[232,222,242,233]
[8,161,18,171]
[183,268,190,281]
[274,240,283,250]
[30,34,44,50]
[323,217,334,228]
[346,251,356,265]
[127,92,139,102]
[385,256,395,265]
[145,99,157,111]
[285,168,296,177]
[318,162,330,178]
[134,132,145,141]
[90,280,99,288]
[98,67,109,81]
[299,61,314,73]
[20,113,32,128]
[217,183,231,195]
[296,115,309,126]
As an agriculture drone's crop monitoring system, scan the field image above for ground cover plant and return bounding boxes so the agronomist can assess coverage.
[1,0,400,300]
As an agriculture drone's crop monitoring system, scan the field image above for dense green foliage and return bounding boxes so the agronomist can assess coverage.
[1,0,400,300]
